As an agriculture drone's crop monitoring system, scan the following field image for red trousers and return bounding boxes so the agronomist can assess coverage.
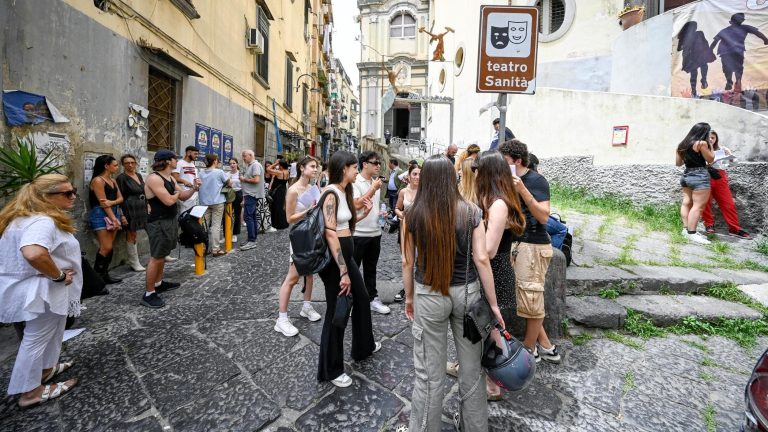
[701,170,741,231]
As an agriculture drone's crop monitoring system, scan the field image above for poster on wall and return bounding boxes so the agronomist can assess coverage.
[671,0,768,111]
[223,134,233,162]
[139,157,149,175]
[83,152,101,190]
[210,128,223,160]
[2,90,70,126]
[195,123,210,162]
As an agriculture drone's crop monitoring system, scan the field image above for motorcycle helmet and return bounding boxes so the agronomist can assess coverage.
[482,328,536,392]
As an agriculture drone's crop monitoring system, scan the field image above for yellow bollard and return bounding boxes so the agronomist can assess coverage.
[194,217,205,275]
[224,202,233,252]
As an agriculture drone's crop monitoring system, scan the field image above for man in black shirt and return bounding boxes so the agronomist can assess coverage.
[498,140,561,364]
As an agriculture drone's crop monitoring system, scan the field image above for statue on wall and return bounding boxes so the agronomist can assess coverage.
[419,26,455,61]
[380,61,399,113]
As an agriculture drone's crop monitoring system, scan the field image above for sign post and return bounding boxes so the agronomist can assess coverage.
[476,5,539,141]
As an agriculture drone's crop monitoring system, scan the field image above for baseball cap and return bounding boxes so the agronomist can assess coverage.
[154,150,178,161]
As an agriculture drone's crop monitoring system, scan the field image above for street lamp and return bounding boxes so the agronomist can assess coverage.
[294,73,320,93]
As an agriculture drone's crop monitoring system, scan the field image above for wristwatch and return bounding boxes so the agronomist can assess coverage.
[52,271,66,282]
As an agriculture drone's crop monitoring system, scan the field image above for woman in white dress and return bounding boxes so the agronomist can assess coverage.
[0,174,83,408]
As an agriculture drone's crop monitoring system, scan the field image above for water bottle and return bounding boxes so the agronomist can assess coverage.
[378,203,387,228]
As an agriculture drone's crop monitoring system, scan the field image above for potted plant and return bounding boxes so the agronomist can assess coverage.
[619,4,645,30]
[0,135,63,196]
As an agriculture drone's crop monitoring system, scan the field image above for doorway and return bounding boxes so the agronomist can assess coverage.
[393,108,410,139]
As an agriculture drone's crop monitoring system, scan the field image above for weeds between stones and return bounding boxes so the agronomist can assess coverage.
[599,288,621,300]
[658,285,673,295]
[701,357,717,367]
[699,372,714,382]
[624,309,665,339]
[622,371,636,397]
[572,333,593,346]
[708,241,731,255]
[681,339,709,353]
[705,282,768,315]
[604,234,640,267]
[702,403,716,432]
[756,237,768,257]
[605,331,644,350]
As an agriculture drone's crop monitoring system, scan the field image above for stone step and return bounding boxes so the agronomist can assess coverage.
[566,265,768,296]
[738,284,768,308]
[566,294,764,329]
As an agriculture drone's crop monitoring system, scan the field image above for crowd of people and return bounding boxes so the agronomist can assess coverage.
[0,120,752,425]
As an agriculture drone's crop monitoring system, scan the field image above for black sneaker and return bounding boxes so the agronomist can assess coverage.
[394,289,405,302]
[141,292,165,308]
[155,281,181,293]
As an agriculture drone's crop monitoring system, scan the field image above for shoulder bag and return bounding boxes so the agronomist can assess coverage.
[462,204,495,344]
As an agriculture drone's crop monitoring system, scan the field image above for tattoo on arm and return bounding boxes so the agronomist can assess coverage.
[323,195,337,228]
[336,248,347,273]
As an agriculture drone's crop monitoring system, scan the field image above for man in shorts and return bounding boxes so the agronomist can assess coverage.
[499,139,561,364]
[142,150,197,308]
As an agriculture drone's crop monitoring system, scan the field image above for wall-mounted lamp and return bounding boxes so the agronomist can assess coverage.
[295,73,318,93]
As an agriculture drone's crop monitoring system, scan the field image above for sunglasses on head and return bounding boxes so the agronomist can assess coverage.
[47,188,78,198]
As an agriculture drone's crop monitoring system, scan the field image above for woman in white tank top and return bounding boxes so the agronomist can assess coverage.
[316,151,381,388]
[273,157,324,337]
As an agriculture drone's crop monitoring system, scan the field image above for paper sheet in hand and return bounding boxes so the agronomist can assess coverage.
[298,185,322,209]
[63,328,85,342]
[711,150,736,170]
[189,205,208,218]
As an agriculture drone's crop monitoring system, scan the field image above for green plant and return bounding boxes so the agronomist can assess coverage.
[624,309,665,339]
[708,241,731,255]
[701,357,717,367]
[705,282,768,315]
[0,135,63,195]
[756,237,768,257]
[605,331,644,350]
[622,371,636,396]
[669,316,768,348]
[681,339,709,353]
[658,285,673,295]
[699,372,714,382]
[702,403,716,432]
[599,288,621,300]
[573,333,593,346]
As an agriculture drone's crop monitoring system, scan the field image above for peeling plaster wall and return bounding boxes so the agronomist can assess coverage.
[539,156,768,234]
[0,0,257,264]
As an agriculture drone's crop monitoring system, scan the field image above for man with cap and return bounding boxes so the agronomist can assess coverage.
[142,150,197,308]
[490,118,515,150]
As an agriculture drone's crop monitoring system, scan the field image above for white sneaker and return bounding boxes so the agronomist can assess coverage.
[370,298,391,315]
[266,227,277,233]
[274,318,299,337]
[240,241,257,251]
[686,232,711,245]
[232,235,237,243]
[331,373,353,388]
[373,341,382,353]
[300,305,322,322]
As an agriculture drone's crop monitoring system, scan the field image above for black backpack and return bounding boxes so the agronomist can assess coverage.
[289,191,337,276]
[178,209,209,249]
[549,214,573,267]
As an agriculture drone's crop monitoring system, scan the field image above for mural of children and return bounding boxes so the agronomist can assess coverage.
[710,13,768,91]
[677,21,716,97]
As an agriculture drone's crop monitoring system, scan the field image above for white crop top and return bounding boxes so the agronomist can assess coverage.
[328,185,352,231]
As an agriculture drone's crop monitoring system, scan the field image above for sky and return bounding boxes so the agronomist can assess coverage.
[331,0,361,96]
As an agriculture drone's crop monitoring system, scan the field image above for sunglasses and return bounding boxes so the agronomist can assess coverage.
[48,188,78,198]
[366,160,381,166]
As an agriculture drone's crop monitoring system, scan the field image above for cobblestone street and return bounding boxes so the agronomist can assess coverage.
[0,229,765,431]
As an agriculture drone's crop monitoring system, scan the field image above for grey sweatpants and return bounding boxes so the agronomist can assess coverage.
[409,281,488,432]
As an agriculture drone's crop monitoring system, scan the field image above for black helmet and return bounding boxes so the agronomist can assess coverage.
[482,328,536,392]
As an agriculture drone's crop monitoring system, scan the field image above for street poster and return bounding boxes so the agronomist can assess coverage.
[223,134,233,162]
[211,128,223,160]
[2,90,70,126]
[195,123,210,162]
[476,5,539,94]
[671,0,768,111]
[83,152,100,190]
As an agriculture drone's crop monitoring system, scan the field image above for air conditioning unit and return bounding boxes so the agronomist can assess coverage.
[247,28,265,54]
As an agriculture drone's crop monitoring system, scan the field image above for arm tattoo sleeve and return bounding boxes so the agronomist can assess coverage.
[336,248,347,274]
[323,195,337,228]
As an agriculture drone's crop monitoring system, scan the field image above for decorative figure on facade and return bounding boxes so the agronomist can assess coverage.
[380,61,400,113]
[419,26,455,61]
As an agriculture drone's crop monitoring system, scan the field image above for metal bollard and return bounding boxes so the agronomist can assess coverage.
[194,217,205,275]
[224,202,233,252]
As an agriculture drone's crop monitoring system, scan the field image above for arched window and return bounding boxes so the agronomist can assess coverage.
[536,0,575,42]
[390,12,416,38]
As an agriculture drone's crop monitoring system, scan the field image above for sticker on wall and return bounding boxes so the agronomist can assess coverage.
[210,128,223,160]
[223,134,233,162]
[612,125,629,146]
[139,157,149,175]
[195,123,210,162]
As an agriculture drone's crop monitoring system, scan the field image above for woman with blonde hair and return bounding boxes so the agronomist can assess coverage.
[457,158,478,204]
[454,144,481,174]
[0,174,82,407]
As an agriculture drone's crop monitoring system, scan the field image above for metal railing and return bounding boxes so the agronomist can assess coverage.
[389,137,446,159]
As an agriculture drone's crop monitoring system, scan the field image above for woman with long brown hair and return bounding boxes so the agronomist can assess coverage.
[317,151,379,388]
[675,122,715,245]
[473,151,526,400]
[0,174,82,407]
[402,155,504,431]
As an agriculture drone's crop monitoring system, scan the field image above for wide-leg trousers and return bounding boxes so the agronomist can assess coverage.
[7,307,66,395]
[317,236,375,381]
[410,281,488,432]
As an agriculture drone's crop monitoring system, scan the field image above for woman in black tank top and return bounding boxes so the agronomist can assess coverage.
[675,122,716,245]
[89,155,125,284]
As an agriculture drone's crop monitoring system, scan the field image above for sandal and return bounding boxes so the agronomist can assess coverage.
[487,390,503,401]
[705,225,715,234]
[446,361,460,378]
[18,379,78,409]
[42,361,73,384]
[212,250,227,257]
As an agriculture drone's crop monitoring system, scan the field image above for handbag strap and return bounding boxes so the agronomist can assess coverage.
[463,203,472,310]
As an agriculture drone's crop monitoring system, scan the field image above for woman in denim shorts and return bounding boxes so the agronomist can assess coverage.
[676,122,715,245]
[89,155,124,283]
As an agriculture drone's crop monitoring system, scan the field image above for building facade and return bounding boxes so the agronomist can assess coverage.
[356,0,430,152]
[0,0,336,257]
